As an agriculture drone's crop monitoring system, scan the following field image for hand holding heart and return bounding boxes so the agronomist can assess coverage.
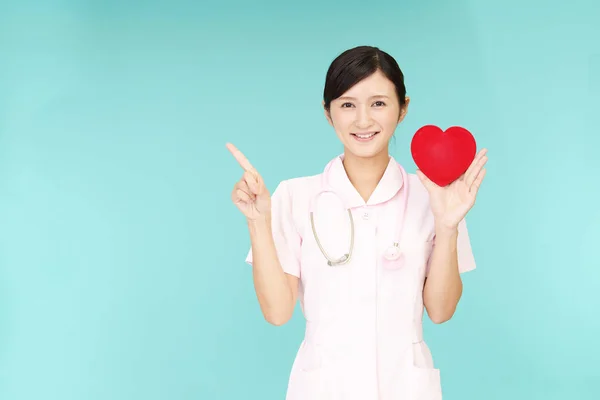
[226,143,271,220]
[411,125,487,230]
[416,148,487,231]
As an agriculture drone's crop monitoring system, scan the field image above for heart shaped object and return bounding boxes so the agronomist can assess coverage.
[410,125,477,187]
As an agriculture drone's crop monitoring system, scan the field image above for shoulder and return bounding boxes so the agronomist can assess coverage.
[405,172,436,239]
[268,174,320,235]
[407,172,432,206]
[271,173,321,199]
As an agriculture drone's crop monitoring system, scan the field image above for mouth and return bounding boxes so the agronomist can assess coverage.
[351,131,380,142]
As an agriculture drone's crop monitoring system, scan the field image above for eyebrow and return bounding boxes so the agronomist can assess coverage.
[336,95,390,101]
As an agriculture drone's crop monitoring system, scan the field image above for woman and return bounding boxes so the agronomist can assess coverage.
[227,45,487,400]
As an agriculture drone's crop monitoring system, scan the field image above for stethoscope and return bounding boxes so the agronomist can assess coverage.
[308,158,409,270]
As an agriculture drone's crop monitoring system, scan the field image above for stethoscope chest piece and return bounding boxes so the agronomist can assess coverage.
[383,243,405,270]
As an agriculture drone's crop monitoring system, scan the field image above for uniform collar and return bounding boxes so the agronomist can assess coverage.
[324,154,405,209]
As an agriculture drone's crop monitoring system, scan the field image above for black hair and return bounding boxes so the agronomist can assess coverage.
[323,45,407,112]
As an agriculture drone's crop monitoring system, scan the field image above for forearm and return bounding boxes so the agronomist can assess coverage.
[422,224,463,324]
[247,216,295,325]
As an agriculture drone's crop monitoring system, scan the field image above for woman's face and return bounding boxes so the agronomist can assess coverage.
[325,70,409,159]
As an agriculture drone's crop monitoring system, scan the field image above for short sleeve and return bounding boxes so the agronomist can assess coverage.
[245,180,302,278]
[426,217,476,275]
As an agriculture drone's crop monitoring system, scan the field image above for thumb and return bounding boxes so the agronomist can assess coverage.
[251,173,270,200]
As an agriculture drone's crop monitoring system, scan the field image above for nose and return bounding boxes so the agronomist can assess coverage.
[355,105,373,129]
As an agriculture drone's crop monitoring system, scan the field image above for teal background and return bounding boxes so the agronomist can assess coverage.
[1,0,599,399]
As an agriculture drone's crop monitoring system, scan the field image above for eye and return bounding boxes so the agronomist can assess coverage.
[373,101,386,107]
[341,102,354,108]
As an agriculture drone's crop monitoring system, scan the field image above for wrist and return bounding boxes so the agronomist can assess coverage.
[247,214,272,231]
[434,221,458,238]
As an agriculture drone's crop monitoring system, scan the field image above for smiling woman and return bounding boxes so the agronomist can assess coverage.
[322,46,409,164]
[227,45,487,400]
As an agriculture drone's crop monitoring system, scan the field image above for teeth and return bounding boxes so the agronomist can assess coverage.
[356,132,376,138]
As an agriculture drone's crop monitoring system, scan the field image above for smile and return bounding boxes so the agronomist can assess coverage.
[351,131,380,142]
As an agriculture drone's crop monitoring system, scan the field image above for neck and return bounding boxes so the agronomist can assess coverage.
[342,149,390,202]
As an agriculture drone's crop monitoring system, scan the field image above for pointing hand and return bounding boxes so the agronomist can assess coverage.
[226,143,272,220]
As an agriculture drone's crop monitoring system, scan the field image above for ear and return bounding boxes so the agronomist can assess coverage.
[323,100,333,126]
[397,96,410,123]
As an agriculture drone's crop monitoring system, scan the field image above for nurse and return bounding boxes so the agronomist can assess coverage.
[227,45,487,400]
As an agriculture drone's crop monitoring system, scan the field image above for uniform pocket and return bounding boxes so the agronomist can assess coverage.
[399,238,433,262]
[409,366,442,400]
[297,339,322,372]
[409,339,442,399]
[384,365,441,400]
[286,367,324,400]
[287,340,326,400]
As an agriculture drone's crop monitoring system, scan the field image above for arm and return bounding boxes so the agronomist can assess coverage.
[422,224,462,324]
[416,148,487,324]
[248,215,299,326]
[226,143,301,326]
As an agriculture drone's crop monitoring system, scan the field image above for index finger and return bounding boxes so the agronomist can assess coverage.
[226,143,256,172]
[464,148,488,179]
[465,148,487,172]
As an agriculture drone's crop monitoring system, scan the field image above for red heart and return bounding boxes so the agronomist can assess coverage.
[410,125,477,187]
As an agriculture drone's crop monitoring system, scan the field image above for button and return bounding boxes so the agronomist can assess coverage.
[362,211,370,220]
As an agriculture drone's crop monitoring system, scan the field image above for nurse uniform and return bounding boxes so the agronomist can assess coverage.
[246,154,476,400]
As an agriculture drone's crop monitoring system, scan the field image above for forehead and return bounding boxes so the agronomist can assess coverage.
[340,70,396,98]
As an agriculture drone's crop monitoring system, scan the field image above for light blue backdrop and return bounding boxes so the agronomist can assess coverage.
[1,0,599,399]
